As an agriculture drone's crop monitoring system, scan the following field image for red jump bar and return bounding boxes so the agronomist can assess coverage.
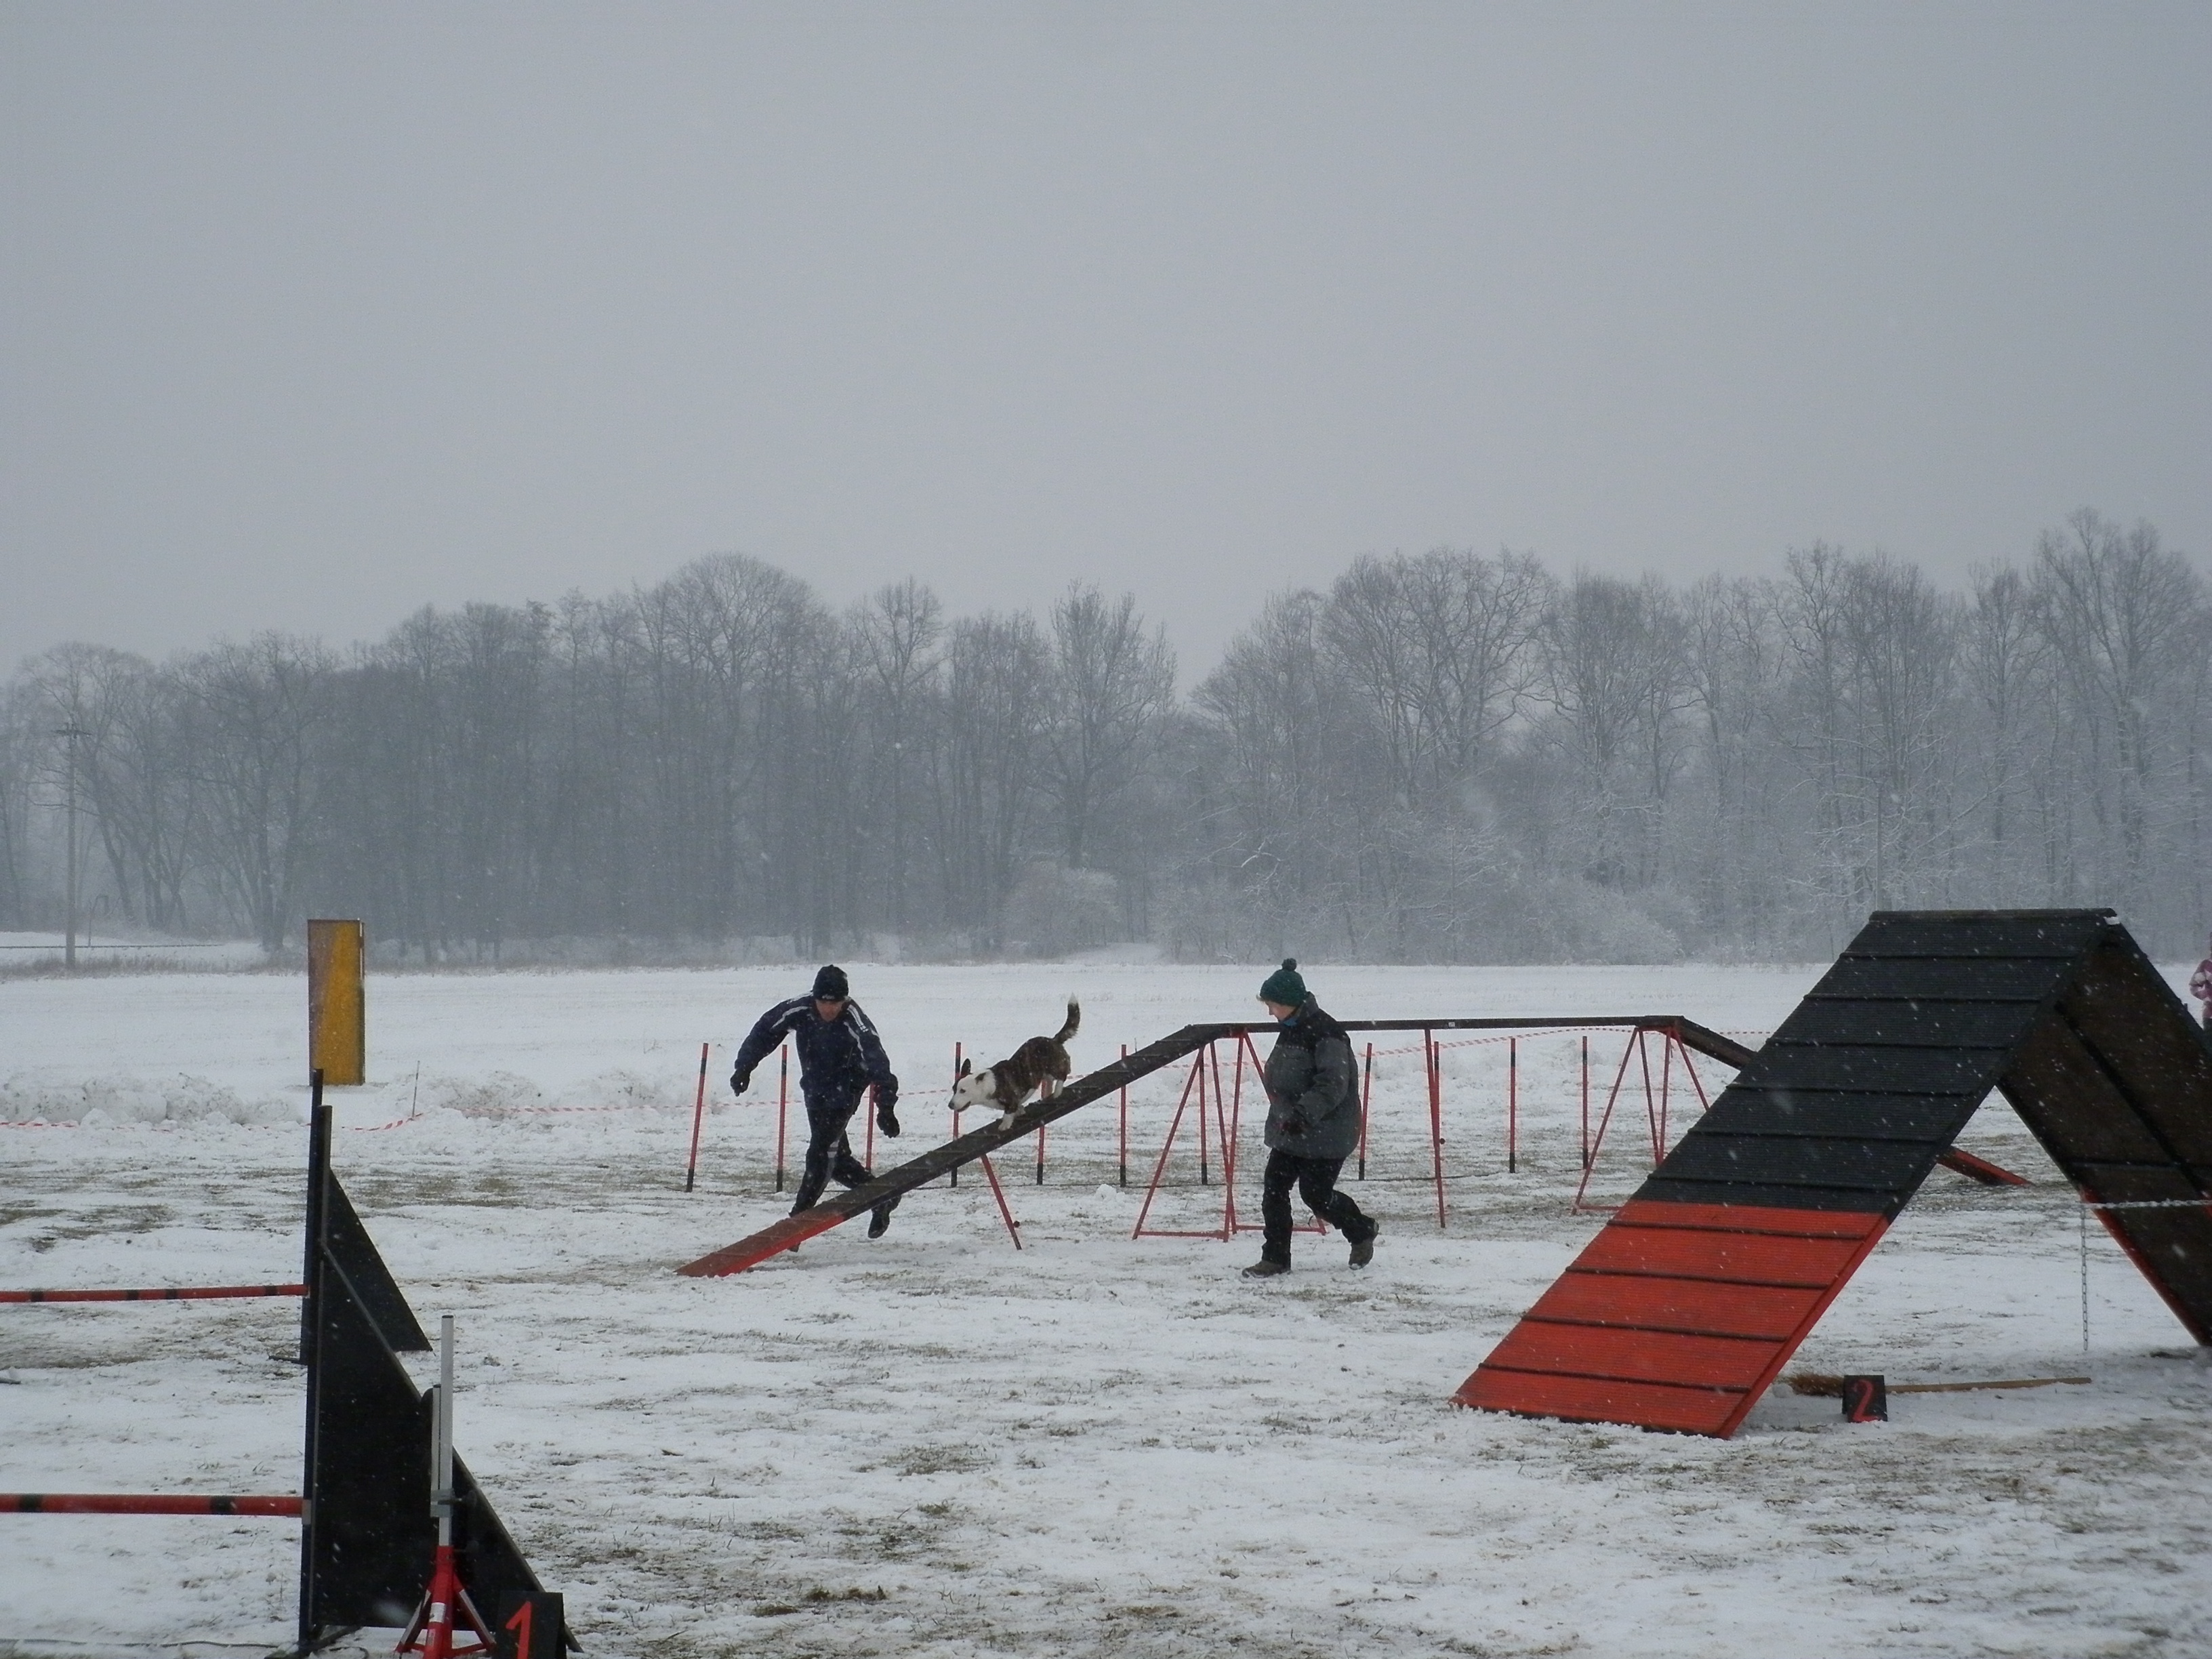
[5,1493,303,1516]
[0,1284,306,1304]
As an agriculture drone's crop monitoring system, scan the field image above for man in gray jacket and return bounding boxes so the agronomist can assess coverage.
[1244,959,1379,1277]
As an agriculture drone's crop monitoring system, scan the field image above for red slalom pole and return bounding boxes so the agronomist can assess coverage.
[1507,1036,1518,1174]
[1,1284,304,1303]
[775,1044,790,1193]
[949,1042,962,1189]
[1427,1029,1446,1229]
[1197,1043,1210,1187]
[4,1493,302,1515]
[684,1042,710,1193]
[1358,1042,1373,1181]
[1580,1035,1591,1170]
[1118,1044,1129,1186]
[865,1083,876,1168]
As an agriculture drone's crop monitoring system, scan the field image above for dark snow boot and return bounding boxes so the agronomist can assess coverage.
[867,1194,899,1239]
[1349,1221,1379,1269]
[1242,1259,1290,1278]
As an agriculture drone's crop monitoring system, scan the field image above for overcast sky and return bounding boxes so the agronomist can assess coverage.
[4,2,2206,682]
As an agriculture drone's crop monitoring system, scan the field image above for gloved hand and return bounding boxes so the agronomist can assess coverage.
[730,1067,751,1098]
[876,1096,901,1137]
[1280,1113,1309,1137]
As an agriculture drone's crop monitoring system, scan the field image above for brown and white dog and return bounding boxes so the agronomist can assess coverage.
[951,1000,1080,1117]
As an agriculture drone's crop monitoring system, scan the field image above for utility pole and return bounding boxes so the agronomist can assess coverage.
[54,724,86,969]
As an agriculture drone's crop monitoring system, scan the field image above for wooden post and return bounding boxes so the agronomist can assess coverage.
[306,920,365,1086]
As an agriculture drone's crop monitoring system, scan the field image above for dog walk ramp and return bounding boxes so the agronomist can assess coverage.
[1454,909,2212,1437]
[678,1024,1227,1276]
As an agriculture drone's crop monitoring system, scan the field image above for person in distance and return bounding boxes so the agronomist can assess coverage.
[1243,958,1379,1277]
[731,965,903,1237]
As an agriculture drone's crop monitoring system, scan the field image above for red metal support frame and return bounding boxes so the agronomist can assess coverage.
[1224,1029,1317,1239]
[1222,1037,1244,1238]
[1133,1047,1254,1241]
[1131,1050,1208,1239]
[1637,1029,1661,1166]
[1221,1040,1238,1238]
[975,1151,1023,1250]
[1572,1029,1645,1212]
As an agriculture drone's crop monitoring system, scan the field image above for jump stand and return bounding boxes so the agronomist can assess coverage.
[4,1073,573,1656]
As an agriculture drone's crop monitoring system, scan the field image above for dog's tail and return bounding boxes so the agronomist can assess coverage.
[1053,998,1080,1045]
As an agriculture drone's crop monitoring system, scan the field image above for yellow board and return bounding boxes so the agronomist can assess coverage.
[307,919,366,1086]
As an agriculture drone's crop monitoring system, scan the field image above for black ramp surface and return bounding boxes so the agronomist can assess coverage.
[327,1175,431,1352]
[1996,923,2212,1342]
[1635,910,2110,1217]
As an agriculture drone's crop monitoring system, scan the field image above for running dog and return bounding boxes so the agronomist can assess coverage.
[951,1000,1081,1116]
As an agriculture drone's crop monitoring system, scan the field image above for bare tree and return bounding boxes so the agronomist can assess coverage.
[2034,510,2205,910]
[930,611,1052,939]
[178,634,336,953]
[1535,574,1693,888]
[857,579,945,933]
[1042,585,1175,874]
[1959,562,2046,899]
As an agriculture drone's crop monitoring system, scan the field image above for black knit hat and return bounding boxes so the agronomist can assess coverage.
[1257,958,1307,1007]
[811,964,850,1001]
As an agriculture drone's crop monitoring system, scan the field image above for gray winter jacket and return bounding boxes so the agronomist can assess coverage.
[1261,1002,1361,1160]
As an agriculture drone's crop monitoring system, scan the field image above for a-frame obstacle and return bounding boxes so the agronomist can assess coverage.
[1454,909,2212,1438]
[678,1015,1749,1277]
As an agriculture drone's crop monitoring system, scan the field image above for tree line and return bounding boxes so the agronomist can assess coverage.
[4,508,2206,964]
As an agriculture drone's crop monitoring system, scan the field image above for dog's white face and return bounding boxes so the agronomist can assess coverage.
[949,1065,998,1113]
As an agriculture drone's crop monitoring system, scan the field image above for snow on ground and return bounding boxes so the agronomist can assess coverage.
[3,962,2209,1658]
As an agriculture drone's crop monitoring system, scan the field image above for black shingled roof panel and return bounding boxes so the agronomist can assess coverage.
[1778,1000,2045,1048]
[1695,1090,1975,1142]
[1740,1044,2013,1096]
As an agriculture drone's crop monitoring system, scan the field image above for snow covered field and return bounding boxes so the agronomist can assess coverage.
[3,961,2209,1658]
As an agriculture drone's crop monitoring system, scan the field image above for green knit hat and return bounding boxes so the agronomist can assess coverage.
[1258,958,1307,1008]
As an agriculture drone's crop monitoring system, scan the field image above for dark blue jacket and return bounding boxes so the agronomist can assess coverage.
[733,996,898,1109]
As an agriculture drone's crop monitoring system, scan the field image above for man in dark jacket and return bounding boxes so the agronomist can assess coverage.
[731,964,903,1237]
[1244,958,1378,1277]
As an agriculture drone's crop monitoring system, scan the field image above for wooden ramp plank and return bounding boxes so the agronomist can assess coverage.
[1452,1370,1745,1436]
[1528,1274,1827,1341]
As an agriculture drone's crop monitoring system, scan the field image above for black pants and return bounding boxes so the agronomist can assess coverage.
[792,1092,874,1211]
[1261,1149,1375,1265]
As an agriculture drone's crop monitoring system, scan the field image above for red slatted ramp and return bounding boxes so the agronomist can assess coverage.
[1454,1200,1889,1436]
